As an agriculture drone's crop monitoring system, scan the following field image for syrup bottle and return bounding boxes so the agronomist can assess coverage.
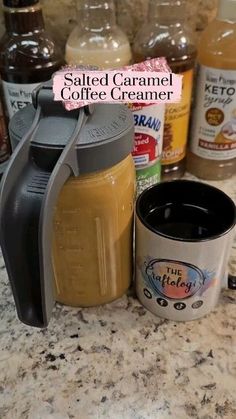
[133,0,197,180]
[0,0,63,119]
[65,0,132,69]
[188,0,236,180]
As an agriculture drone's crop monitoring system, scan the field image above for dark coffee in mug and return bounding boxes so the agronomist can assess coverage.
[145,203,223,240]
[138,180,234,241]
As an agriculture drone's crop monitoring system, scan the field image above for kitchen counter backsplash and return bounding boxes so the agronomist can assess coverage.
[0,0,218,51]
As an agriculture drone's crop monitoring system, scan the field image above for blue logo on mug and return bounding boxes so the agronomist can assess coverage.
[144,259,205,300]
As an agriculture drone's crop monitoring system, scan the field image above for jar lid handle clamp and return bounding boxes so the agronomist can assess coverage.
[0,82,90,328]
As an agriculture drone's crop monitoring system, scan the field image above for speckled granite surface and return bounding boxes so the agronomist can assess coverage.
[0,174,236,419]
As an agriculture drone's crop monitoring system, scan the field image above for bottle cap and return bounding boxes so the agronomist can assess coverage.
[218,0,236,21]
[3,0,39,8]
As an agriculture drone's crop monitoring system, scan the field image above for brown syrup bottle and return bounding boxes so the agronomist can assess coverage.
[133,0,197,180]
[0,0,64,119]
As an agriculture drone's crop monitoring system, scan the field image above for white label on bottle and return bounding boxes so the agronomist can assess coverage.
[2,81,41,119]
[190,66,236,160]
[130,103,165,168]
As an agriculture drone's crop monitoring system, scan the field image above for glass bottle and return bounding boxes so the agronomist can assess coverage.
[65,0,132,69]
[133,0,197,181]
[0,0,63,119]
[187,0,236,180]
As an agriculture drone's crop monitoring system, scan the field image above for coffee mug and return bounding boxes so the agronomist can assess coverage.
[135,180,236,321]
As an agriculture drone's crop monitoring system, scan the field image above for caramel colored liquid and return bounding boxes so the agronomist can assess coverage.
[187,19,236,180]
[133,24,196,180]
[52,156,135,307]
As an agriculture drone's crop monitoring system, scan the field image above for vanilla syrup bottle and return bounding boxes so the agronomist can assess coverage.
[188,0,236,180]
[65,0,132,69]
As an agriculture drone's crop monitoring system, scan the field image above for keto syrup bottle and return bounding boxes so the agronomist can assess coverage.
[0,0,63,118]
[133,0,197,180]
[188,0,236,180]
[65,0,132,69]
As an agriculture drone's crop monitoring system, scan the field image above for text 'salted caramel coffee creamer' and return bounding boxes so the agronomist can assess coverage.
[61,58,170,194]
[126,59,169,195]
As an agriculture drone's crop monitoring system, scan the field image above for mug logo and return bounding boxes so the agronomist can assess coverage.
[145,259,205,300]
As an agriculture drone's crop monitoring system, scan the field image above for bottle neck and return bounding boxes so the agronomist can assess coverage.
[77,0,116,31]
[217,0,236,22]
[148,0,186,24]
[3,4,45,34]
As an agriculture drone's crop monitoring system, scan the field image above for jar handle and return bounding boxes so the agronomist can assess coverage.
[0,83,92,328]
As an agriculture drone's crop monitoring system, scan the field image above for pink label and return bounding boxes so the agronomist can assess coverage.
[53,70,182,110]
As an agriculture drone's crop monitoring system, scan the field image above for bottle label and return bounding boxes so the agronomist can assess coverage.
[130,103,165,195]
[2,81,41,119]
[162,69,194,166]
[190,65,236,160]
[130,103,165,167]
[136,160,161,196]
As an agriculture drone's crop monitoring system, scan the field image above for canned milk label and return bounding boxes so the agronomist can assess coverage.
[130,103,165,195]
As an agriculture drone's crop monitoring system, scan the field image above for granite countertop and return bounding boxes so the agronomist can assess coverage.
[0,174,236,419]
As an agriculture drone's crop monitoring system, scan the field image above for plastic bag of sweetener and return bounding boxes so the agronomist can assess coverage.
[63,58,170,195]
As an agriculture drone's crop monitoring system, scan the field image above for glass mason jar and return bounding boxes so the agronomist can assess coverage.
[53,154,135,307]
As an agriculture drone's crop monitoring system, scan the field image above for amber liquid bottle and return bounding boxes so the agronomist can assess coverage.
[0,0,63,119]
[133,0,197,180]
[187,0,236,180]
